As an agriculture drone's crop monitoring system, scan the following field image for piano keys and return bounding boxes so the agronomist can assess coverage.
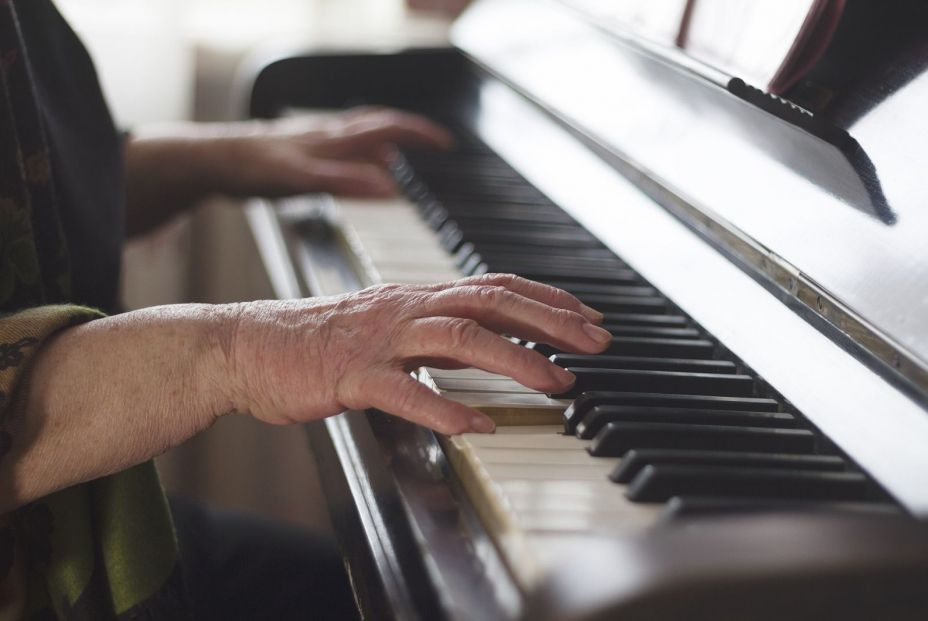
[242,1,928,618]
[308,127,898,585]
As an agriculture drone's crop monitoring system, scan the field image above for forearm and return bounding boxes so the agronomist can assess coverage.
[123,110,449,237]
[125,121,274,236]
[124,129,227,237]
[1,304,235,512]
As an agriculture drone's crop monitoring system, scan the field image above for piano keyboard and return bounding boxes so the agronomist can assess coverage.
[319,129,897,587]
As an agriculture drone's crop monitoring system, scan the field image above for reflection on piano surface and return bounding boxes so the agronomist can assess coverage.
[243,1,928,618]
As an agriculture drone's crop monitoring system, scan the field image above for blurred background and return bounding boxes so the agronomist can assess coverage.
[56,0,460,533]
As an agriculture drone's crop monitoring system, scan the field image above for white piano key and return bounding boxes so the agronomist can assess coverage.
[471,447,616,466]
[442,391,567,409]
[460,429,585,450]
[482,463,613,481]
[435,377,539,394]
[327,194,666,554]
[493,425,568,435]
[422,367,507,380]
[453,428,663,536]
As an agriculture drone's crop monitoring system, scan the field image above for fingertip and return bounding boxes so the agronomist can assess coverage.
[548,363,576,390]
[412,117,455,150]
[580,305,604,324]
[469,412,496,433]
[378,143,401,165]
[358,171,399,197]
[582,322,612,348]
[435,129,455,150]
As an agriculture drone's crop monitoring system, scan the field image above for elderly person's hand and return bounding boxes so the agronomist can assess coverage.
[205,107,453,198]
[124,107,453,235]
[226,274,608,434]
[10,274,607,510]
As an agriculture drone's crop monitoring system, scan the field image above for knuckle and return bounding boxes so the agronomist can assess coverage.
[553,307,582,330]
[482,272,517,288]
[392,384,420,414]
[378,110,405,128]
[475,285,508,306]
[446,317,482,350]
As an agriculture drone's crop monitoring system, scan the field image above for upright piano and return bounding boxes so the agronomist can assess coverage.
[242,1,928,618]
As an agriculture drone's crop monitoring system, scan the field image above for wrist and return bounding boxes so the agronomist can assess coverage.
[193,302,248,422]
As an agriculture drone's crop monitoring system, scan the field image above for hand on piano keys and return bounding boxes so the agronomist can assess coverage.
[226,273,610,434]
[137,107,454,203]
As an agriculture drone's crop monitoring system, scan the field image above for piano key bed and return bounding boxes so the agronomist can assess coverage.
[312,127,903,589]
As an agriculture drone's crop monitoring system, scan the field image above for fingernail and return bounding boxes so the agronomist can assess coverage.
[550,364,576,386]
[470,414,496,433]
[580,304,604,324]
[583,322,612,345]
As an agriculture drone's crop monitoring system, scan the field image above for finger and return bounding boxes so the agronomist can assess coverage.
[366,371,495,434]
[401,317,578,394]
[418,285,610,354]
[292,159,398,197]
[321,112,455,156]
[420,273,603,324]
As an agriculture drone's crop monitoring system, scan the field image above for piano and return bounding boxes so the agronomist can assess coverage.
[241,1,928,619]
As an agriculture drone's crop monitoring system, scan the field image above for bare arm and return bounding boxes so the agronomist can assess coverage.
[3,304,232,513]
[3,275,607,513]
[124,108,453,237]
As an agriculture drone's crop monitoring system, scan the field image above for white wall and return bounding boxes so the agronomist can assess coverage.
[56,0,448,126]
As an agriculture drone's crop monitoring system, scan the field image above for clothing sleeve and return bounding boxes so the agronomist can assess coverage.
[0,305,187,621]
[0,304,104,461]
[0,305,101,619]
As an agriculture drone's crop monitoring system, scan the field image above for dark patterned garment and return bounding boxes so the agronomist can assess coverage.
[0,1,185,619]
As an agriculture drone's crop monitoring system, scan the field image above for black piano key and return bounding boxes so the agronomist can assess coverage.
[611,449,841,483]
[472,257,630,278]
[489,267,642,286]
[552,368,755,399]
[533,337,716,359]
[458,243,616,261]
[550,354,736,374]
[449,219,594,238]
[468,259,641,282]
[433,190,552,206]
[424,176,546,193]
[474,250,627,266]
[580,406,798,440]
[587,422,815,457]
[432,203,569,222]
[413,166,526,182]
[542,282,654,297]
[603,326,701,338]
[573,294,670,314]
[430,177,549,195]
[454,246,618,269]
[564,392,781,434]
[607,337,716,357]
[600,313,689,327]
[477,256,630,274]
[442,227,605,252]
[660,496,902,520]
[625,465,872,503]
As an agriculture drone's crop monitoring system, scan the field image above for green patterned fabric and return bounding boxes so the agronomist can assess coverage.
[0,2,185,619]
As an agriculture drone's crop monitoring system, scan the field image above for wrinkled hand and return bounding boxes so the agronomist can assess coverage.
[212,107,452,198]
[224,274,609,434]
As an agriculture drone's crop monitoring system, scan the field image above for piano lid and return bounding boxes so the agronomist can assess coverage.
[452,0,928,400]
